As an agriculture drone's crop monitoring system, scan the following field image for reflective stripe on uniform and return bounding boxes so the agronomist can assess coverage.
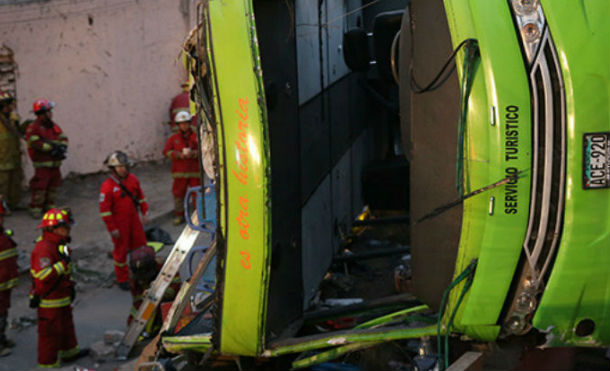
[39,296,71,308]
[0,247,17,261]
[172,172,199,178]
[27,135,41,145]
[53,261,67,275]
[130,306,139,317]
[31,267,53,280]
[59,345,80,359]
[32,161,62,168]
[38,361,61,368]
[138,198,146,204]
[0,278,18,291]
[165,150,174,158]
[100,211,112,217]
[114,259,127,267]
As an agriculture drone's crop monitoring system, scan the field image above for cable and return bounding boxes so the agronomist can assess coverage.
[436,259,477,370]
[411,38,477,94]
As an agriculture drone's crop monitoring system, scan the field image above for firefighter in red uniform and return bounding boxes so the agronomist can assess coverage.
[99,151,149,290]
[127,245,180,331]
[25,99,68,219]
[163,111,200,225]
[168,81,191,132]
[0,198,17,357]
[29,208,87,368]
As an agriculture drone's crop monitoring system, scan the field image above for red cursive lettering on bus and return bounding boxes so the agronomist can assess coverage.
[240,250,251,270]
[233,97,249,185]
[236,195,250,240]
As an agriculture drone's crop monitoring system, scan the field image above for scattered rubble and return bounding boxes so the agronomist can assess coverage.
[9,316,36,332]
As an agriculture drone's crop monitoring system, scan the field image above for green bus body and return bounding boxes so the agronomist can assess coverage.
[205,0,271,356]
[165,0,609,360]
[445,0,609,346]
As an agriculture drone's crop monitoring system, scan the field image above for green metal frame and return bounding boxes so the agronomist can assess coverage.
[203,0,272,356]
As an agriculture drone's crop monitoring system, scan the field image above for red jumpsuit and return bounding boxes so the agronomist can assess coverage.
[0,227,18,345]
[99,174,149,283]
[25,117,68,213]
[168,91,197,131]
[29,232,80,368]
[163,129,200,218]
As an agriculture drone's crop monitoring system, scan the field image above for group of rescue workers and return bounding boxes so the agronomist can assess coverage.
[0,82,200,368]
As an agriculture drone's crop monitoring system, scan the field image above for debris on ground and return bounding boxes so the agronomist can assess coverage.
[9,316,36,332]
[90,329,124,363]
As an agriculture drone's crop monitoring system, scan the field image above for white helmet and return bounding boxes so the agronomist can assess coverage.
[174,111,192,124]
[104,150,131,168]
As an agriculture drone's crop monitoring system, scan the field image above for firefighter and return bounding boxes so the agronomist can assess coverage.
[29,208,88,368]
[168,81,191,132]
[127,245,179,329]
[163,111,200,225]
[99,151,149,290]
[25,99,68,219]
[0,91,24,212]
[0,198,17,357]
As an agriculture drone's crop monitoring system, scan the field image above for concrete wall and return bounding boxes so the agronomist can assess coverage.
[0,0,196,178]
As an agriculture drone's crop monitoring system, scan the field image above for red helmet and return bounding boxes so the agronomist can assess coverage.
[129,245,157,282]
[37,208,74,229]
[32,98,55,114]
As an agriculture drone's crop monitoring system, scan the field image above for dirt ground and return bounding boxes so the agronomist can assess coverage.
[0,160,187,371]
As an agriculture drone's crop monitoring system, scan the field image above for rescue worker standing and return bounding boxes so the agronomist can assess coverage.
[99,151,149,290]
[25,99,68,219]
[29,208,87,368]
[168,81,191,132]
[0,91,24,212]
[163,111,200,225]
[0,198,17,357]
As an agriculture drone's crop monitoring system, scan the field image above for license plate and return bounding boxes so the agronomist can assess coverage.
[583,132,610,189]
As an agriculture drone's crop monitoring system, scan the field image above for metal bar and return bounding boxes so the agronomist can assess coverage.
[446,351,483,371]
[264,325,437,357]
[162,334,213,354]
[354,304,429,329]
[292,341,382,369]
[333,246,410,263]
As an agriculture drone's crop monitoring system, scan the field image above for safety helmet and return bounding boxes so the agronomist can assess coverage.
[104,150,131,168]
[174,111,191,124]
[129,245,157,282]
[0,91,13,104]
[37,208,74,229]
[32,99,55,114]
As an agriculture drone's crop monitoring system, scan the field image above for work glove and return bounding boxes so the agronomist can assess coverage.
[58,245,71,264]
[29,295,40,309]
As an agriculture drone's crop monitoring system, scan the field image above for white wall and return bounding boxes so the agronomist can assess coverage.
[0,0,196,177]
